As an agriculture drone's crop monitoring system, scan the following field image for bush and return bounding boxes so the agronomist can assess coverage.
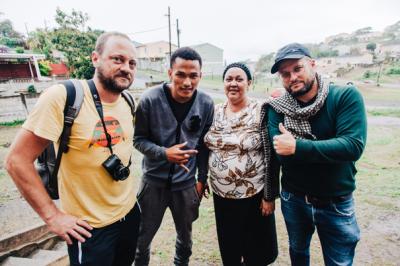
[363,70,378,79]
[15,46,24,53]
[27,84,36,93]
[38,60,52,76]
[71,56,95,79]
[387,67,400,75]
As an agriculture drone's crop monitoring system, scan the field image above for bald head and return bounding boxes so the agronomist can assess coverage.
[95,32,132,55]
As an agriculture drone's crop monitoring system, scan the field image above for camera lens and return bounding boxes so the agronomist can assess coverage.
[115,165,130,181]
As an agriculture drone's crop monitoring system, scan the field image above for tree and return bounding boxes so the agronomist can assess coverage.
[0,18,25,48]
[27,8,103,79]
[55,7,89,31]
[0,19,23,38]
[52,27,100,79]
[383,21,400,40]
[255,53,274,73]
[27,29,54,60]
[315,50,339,58]
[51,8,103,79]
[366,42,376,53]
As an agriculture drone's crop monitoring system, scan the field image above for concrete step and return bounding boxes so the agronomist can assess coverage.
[51,242,67,253]
[1,257,49,266]
[1,249,68,266]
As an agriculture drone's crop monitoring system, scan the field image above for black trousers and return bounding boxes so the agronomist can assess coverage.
[68,203,141,266]
[213,192,278,266]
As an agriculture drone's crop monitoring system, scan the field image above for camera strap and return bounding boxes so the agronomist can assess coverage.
[87,79,132,167]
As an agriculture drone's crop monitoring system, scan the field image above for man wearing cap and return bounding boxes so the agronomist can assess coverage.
[267,43,367,265]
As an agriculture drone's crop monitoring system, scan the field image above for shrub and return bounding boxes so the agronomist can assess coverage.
[363,70,371,78]
[15,46,24,53]
[27,84,36,93]
[387,67,400,75]
[38,60,52,76]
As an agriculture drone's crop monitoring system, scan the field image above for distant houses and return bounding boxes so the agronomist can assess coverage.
[136,41,178,72]
[135,41,224,75]
[189,43,224,76]
[316,54,374,77]
[315,23,400,77]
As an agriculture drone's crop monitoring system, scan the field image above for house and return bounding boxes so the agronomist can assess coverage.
[354,31,382,42]
[331,45,351,56]
[377,41,400,62]
[316,53,374,77]
[136,41,178,72]
[190,43,224,76]
[136,41,178,60]
[0,53,45,81]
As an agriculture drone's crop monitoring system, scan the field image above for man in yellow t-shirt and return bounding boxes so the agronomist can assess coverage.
[5,32,140,266]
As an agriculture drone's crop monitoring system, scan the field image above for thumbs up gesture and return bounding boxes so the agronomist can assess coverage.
[273,123,296,155]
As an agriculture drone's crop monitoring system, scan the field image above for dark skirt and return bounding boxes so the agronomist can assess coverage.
[213,191,278,266]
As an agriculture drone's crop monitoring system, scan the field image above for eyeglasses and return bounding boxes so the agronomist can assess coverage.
[279,65,305,80]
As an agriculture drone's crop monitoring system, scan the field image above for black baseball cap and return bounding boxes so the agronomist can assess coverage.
[271,43,312,74]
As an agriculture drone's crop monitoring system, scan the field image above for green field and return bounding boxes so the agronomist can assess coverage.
[142,120,400,265]
[0,94,399,264]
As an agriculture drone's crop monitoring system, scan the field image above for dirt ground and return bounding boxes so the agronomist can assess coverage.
[0,120,399,265]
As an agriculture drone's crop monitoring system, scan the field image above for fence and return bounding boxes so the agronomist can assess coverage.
[0,84,145,123]
[0,93,38,123]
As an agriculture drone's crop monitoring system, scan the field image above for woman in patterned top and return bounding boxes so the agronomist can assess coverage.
[204,63,278,265]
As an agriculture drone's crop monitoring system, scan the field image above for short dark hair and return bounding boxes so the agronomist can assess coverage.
[95,32,131,55]
[170,47,202,68]
[223,62,252,81]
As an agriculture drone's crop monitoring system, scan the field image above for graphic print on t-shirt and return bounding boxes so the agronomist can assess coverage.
[89,116,125,148]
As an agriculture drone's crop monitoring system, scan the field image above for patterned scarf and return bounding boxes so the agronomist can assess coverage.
[259,100,279,201]
[269,74,329,140]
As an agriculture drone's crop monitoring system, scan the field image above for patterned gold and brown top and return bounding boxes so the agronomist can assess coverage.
[204,99,265,199]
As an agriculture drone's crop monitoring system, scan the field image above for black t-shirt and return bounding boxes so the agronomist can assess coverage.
[163,83,197,123]
[296,95,317,108]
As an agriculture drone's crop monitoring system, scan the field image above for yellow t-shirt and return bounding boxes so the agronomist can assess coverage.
[23,80,136,228]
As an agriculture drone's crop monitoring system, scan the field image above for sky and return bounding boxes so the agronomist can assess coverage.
[1,0,399,62]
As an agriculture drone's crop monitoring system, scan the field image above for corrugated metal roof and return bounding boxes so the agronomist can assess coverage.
[0,53,46,60]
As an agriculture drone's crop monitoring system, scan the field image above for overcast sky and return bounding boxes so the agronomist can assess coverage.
[2,0,399,62]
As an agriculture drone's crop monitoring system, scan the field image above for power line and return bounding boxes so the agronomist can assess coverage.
[126,25,174,35]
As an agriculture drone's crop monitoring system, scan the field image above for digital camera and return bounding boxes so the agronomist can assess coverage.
[102,154,130,181]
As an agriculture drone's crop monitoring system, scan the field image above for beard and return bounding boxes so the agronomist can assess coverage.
[97,66,133,93]
[285,77,315,97]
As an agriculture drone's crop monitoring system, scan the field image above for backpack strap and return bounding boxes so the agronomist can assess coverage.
[50,79,85,189]
[121,90,136,119]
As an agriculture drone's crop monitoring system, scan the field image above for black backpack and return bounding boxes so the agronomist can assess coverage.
[36,79,136,200]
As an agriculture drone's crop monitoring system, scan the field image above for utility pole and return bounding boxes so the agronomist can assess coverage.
[377,61,383,87]
[176,19,180,48]
[24,23,29,37]
[166,7,172,58]
[44,19,49,31]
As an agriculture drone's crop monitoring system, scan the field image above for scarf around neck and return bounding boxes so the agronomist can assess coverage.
[269,74,329,140]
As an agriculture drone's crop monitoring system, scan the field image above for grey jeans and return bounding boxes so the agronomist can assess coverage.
[134,180,200,266]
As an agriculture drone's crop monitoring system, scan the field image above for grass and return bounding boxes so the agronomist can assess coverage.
[0,120,25,127]
[0,98,399,264]
[137,69,168,81]
[145,116,400,265]
[358,84,400,103]
[134,116,400,265]
[367,108,400,118]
